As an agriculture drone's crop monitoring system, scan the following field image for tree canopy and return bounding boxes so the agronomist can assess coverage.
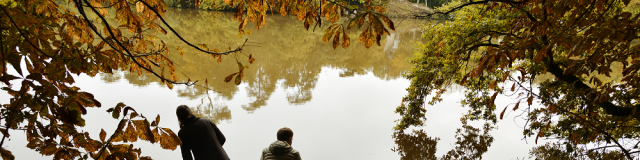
[398,0,640,159]
[0,0,396,158]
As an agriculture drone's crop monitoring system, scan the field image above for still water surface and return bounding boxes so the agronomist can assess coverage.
[2,8,542,160]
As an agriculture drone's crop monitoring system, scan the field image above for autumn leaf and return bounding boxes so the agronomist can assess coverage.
[375,13,395,30]
[500,106,507,120]
[195,0,202,8]
[333,29,341,49]
[124,122,138,142]
[235,72,242,85]
[342,29,350,48]
[248,54,255,64]
[166,81,174,90]
[152,115,161,127]
[223,72,238,83]
[100,129,106,142]
[0,147,14,160]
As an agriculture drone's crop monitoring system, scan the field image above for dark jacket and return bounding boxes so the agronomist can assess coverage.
[260,141,301,160]
[178,116,229,160]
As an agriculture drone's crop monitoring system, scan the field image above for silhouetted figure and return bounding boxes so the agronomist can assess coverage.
[177,105,230,160]
[260,127,302,160]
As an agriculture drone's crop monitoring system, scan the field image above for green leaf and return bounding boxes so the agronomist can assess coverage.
[234,72,242,85]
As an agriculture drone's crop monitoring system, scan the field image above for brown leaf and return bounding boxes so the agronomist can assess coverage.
[376,13,394,30]
[460,73,469,84]
[499,106,507,120]
[100,129,106,142]
[224,73,238,83]
[0,147,14,160]
[513,102,520,111]
[155,115,161,126]
[125,122,138,142]
[527,96,533,105]
[116,119,127,132]
[333,30,341,49]
[489,92,498,106]
[159,129,179,150]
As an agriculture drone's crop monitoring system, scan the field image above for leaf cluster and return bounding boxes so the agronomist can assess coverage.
[399,0,640,159]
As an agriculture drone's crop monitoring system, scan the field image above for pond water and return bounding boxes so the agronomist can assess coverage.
[2,7,543,160]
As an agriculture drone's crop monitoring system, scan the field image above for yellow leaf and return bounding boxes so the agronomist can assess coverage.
[166,81,174,90]
[370,6,385,13]
[342,29,350,48]
[195,0,202,8]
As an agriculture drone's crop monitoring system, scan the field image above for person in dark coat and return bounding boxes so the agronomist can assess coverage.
[260,127,302,160]
[177,105,230,160]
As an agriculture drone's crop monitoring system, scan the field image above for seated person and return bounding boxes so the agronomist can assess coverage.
[260,127,302,160]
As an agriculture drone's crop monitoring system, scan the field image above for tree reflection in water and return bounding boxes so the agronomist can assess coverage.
[392,129,439,160]
[393,121,494,159]
[96,8,423,114]
[191,91,232,124]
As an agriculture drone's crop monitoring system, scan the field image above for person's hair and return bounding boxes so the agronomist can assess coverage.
[176,105,194,124]
[277,127,294,141]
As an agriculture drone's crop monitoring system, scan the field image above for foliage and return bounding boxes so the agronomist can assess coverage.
[0,0,395,157]
[392,120,494,160]
[529,142,627,160]
[399,0,640,159]
[407,0,449,8]
[166,0,232,10]
[392,129,439,160]
[624,0,640,15]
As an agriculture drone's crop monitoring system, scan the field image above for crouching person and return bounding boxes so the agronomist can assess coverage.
[177,105,230,160]
[260,127,302,160]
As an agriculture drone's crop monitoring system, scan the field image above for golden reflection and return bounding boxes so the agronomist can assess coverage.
[191,91,232,124]
[100,8,425,112]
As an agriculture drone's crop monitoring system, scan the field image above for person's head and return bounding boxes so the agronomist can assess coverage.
[176,105,194,125]
[277,127,294,145]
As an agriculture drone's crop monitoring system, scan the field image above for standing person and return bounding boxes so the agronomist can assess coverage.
[176,105,230,160]
[260,127,302,160]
